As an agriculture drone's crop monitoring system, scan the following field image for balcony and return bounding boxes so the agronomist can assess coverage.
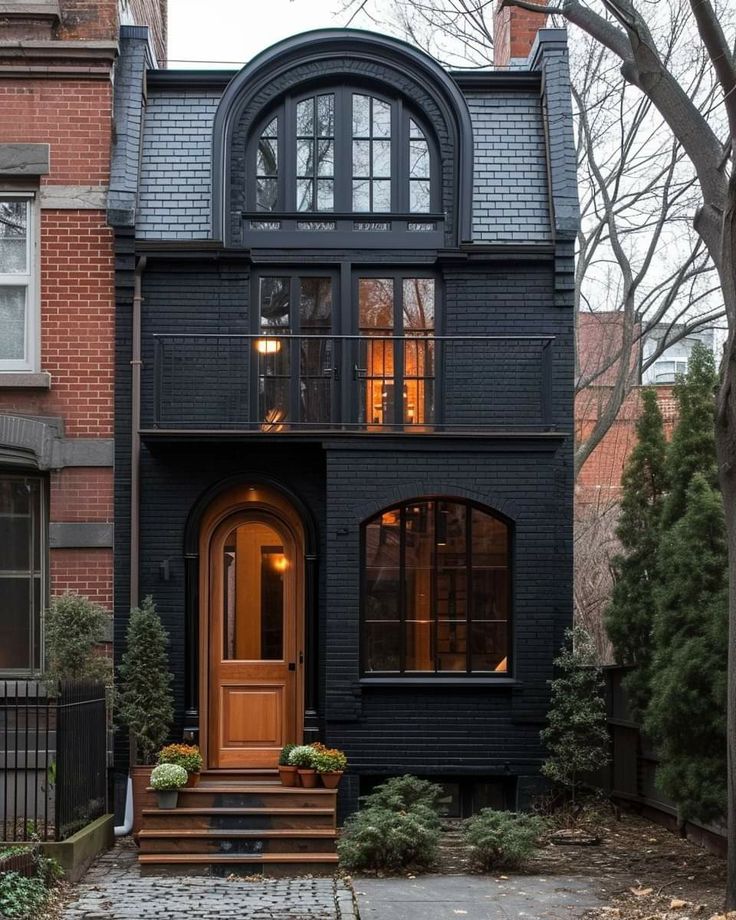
[150,334,557,434]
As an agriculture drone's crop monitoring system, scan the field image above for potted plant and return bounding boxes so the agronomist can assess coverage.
[312,745,348,789]
[150,763,188,809]
[157,743,203,787]
[278,744,298,786]
[288,744,318,788]
[117,597,175,836]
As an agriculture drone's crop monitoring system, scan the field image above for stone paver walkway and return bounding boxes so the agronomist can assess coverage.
[353,873,601,920]
[61,841,357,920]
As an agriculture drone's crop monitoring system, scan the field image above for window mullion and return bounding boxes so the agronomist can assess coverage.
[466,502,472,675]
[283,96,295,211]
[399,505,406,674]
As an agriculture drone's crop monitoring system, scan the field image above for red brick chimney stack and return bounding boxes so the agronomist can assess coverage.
[493,0,548,68]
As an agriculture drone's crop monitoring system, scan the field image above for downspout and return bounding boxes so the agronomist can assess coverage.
[117,256,145,836]
[130,256,146,610]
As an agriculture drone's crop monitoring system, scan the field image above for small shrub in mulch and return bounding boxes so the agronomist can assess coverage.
[462,809,548,871]
[0,846,63,920]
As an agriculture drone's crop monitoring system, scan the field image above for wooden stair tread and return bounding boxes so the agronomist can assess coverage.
[141,807,336,816]
[139,828,336,838]
[138,853,339,864]
[175,784,335,793]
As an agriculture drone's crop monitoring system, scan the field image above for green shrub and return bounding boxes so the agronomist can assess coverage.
[278,744,296,766]
[360,774,443,824]
[338,806,441,871]
[0,872,51,919]
[463,809,547,870]
[45,593,113,689]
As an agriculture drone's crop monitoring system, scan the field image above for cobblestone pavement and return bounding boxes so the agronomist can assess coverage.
[61,841,357,920]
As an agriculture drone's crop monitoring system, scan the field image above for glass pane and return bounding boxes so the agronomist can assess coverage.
[257,137,278,176]
[316,140,334,177]
[364,511,401,622]
[409,118,424,139]
[406,620,433,671]
[299,277,332,329]
[372,140,391,177]
[409,140,430,178]
[373,99,391,137]
[260,277,290,329]
[256,177,278,212]
[365,621,400,671]
[259,373,290,430]
[316,179,334,211]
[296,98,314,136]
[410,179,431,213]
[352,179,370,211]
[0,577,32,670]
[359,278,394,329]
[0,200,27,273]
[296,139,313,176]
[472,508,508,569]
[222,522,285,661]
[471,621,508,672]
[352,94,371,136]
[296,178,313,211]
[317,94,334,136]
[0,513,30,571]
[373,180,391,211]
[0,478,37,574]
[404,501,434,671]
[403,278,435,330]
[437,621,467,671]
[436,501,467,621]
[352,140,370,177]
[0,287,25,360]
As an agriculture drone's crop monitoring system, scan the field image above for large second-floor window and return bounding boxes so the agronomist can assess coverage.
[250,87,436,215]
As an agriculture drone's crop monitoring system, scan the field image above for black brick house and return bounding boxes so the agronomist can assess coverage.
[109,20,579,844]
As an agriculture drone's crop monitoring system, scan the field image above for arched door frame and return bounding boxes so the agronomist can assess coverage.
[182,476,320,746]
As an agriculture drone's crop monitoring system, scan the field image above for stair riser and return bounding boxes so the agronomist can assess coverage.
[176,790,335,809]
[140,862,337,878]
[139,837,336,855]
[141,813,336,831]
[200,772,277,784]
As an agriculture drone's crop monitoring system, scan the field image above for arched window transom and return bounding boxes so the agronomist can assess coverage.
[250,87,436,217]
[362,499,510,676]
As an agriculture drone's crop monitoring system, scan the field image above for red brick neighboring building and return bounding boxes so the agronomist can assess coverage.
[0,1,164,673]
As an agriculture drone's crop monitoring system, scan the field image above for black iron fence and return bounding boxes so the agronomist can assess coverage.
[0,680,107,842]
[150,333,557,432]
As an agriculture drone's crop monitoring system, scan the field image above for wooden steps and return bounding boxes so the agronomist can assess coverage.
[137,778,339,876]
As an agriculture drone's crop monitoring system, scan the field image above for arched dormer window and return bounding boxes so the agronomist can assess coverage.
[249,88,437,217]
[362,498,511,677]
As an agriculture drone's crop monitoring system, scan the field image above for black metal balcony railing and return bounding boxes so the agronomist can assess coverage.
[150,334,556,432]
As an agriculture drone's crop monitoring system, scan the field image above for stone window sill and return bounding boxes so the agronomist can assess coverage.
[359,677,522,688]
[0,372,51,389]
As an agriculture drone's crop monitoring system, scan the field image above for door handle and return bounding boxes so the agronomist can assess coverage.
[288,662,296,671]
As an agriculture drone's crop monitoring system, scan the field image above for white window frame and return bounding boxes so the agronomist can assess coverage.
[0,192,39,373]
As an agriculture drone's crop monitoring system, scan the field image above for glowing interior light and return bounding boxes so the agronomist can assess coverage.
[255,338,282,354]
[272,554,289,572]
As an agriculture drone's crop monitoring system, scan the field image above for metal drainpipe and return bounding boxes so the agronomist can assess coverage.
[130,256,146,610]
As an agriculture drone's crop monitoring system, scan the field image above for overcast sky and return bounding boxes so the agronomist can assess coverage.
[167,0,385,68]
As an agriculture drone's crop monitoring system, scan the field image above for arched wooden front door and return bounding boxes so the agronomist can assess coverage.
[199,485,305,769]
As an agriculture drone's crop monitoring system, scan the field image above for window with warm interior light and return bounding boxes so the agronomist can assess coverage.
[362,499,510,676]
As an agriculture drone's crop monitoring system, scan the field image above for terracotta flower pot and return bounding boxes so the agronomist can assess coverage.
[185,772,201,788]
[156,789,179,809]
[298,768,318,788]
[279,765,298,787]
[320,771,343,789]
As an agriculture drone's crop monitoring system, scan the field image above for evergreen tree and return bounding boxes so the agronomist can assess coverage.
[645,474,728,821]
[117,596,174,764]
[541,627,610,806]
[605,388,668,719]
[45,593,113,689]
[661,341,718,527]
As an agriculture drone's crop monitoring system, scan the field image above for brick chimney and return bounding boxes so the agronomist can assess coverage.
[494,0,548,68]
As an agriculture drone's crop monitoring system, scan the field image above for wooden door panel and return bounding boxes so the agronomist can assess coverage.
[205,508,302,770]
